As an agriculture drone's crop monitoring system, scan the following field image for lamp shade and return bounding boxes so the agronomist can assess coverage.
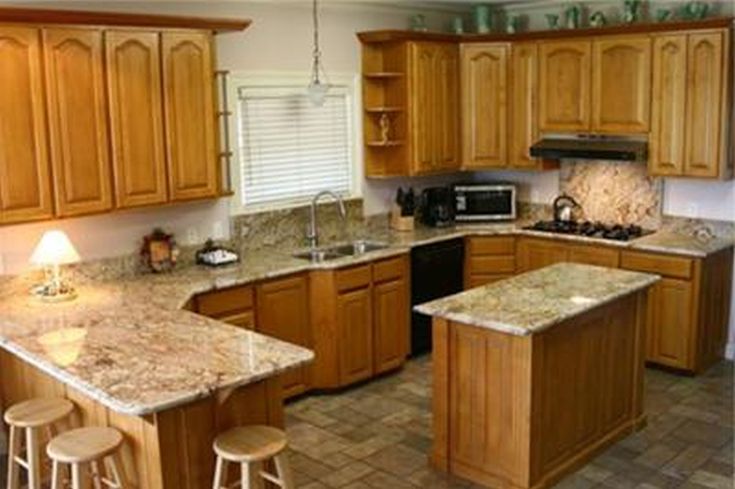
[30,230,80,266]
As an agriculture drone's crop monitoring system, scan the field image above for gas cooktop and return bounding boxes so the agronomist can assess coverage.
[524,220,653,242]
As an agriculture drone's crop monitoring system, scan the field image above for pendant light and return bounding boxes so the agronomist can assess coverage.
[307,0,329,106]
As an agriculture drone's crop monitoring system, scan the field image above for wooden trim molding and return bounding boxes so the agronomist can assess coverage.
[358,17,733,44]
[0,7,251,33]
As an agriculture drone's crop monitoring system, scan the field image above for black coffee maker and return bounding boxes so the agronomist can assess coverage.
[420,186,455,227]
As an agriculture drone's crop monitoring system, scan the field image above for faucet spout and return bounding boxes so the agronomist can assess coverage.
[306,190,347,249]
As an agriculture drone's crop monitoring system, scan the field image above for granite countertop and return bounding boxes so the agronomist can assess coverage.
[0,220,730,416]
[414,262,660,336]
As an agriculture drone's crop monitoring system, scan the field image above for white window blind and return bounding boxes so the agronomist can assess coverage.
[236,84,355,210]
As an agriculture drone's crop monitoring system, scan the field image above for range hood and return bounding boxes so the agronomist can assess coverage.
[530,136,647,162]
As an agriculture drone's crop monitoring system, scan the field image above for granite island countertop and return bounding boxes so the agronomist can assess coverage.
[414,263,660,336]
[0,220,730,416]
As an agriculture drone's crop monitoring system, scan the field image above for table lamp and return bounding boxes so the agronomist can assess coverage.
[30,230,81,302]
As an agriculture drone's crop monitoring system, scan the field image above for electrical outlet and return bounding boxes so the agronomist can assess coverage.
[686,203,699,218]
[186,227,199,245]
[212,221,224,240]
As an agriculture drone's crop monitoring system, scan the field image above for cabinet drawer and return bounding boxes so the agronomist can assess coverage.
[621,251,692,279]
[468,237,515,256]
[567,244,620,268]
[196,285,254,318]
[373,255,407,283]
[221,311,255,330]
[336,264,372,292]
[468,255,516,274]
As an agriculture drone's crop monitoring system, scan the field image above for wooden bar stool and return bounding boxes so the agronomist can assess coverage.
[212,425,295,489]
[4,397,74,489]
[46,426,129,489]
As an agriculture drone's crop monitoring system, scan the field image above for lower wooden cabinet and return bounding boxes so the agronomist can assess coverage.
[622,247,733,373]
[256,275,312,398]
[312,255,410,389]
[465,236,517,288]
[517,237,620,272]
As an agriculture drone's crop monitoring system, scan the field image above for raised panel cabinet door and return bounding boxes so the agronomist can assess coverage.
[337,286,374,385]
[517,239,568,272]
[0,26,53,224]
[592,36,651,133]
[539,40,591,132]
[409,42,436,174]
[162,31,218,200]
[434,43,461,172]
[684,31,725,178]
[256,275,311,398]
[647,278,694,369]
[43,28,113,217]
[373,277,409,374]
[106,30,168,208]
[509,42,539,170]
[461,43,508,169]
[649,35,687,176]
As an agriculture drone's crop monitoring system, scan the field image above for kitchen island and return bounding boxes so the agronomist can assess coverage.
[416,263,660,489]
[0,281,313,489]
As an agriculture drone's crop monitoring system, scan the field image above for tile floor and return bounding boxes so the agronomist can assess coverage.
[283,356,733,489]
[0,356,731,489]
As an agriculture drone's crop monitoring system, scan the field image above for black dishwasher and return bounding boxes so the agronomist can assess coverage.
[410,238,465,355]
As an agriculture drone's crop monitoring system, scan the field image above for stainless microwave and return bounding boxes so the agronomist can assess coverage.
[453,184,517,222]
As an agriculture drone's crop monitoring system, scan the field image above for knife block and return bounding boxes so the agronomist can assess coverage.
[390,204,414,231]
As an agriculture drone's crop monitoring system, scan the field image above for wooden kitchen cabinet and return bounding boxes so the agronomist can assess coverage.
[460,43,508,169]
[194,284,255,330]
[257,274,312,398]
[538,40,591,132]
[509,42,544,170]
[373,256,410,374]
[106,30,168,208]
[516,238,569,272]
[567,243,620,268]
[337,285,374,385]
[0,26,54,225]
[592,36,651,133]
[44,27,113,217]
[162,31,219,201]
[646,277,694,369]
[465,236,516,288]
[650,29,732,179]
[410,42,460,174]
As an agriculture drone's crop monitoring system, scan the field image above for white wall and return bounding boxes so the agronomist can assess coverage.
[0,1,457,274]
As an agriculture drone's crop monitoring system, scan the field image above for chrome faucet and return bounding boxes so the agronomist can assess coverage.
[306,190,347,249]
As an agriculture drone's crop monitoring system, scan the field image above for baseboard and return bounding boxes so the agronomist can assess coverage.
[726,342,735,361]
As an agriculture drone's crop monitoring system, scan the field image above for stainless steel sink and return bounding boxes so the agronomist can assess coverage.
[292,240,390,262]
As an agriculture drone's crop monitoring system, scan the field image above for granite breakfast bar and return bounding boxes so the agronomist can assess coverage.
[416,263,660,489]
[0,281,314,489]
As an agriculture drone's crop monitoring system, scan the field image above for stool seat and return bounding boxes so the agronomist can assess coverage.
[214,425,288,463]
[4,398,74,428]
[47,427,123,464]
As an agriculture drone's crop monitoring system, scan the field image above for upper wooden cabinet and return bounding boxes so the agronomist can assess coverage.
[509,42,541,170]
[0,26,53,225]
[539,40,591,132]
[650,29,731,179]
[410,42,460,174]
[44,27,113,217]
[461,43,508,169]
[106,30,168,208]
[162,31,219,201]
[591,36,651,133]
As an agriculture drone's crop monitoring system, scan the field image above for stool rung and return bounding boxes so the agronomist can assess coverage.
[260,471,282,485]
[13,455,29,469]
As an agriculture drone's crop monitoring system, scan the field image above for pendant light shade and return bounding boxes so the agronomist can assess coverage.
[308,0,329,106]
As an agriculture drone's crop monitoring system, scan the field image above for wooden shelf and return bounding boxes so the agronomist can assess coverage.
[366,140,405,147]
[363,72,405,79]
[364,107,404,113]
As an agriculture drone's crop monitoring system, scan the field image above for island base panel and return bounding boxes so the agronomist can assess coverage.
[0,350,284,489]
[432,290,648,489]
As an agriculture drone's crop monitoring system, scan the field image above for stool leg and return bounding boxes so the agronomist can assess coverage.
[71,462,91,489]
[6,425,21,489]
[104,452,129,489]
[212,456,229,489]
[90,461,103,489]
[273,453,295,489]
[25,427,41,489]
[50,460,63,489]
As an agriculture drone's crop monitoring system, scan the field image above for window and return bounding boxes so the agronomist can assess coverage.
[229,73,361,214]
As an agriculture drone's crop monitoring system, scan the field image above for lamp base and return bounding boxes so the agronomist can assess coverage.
[31,282,77,303]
